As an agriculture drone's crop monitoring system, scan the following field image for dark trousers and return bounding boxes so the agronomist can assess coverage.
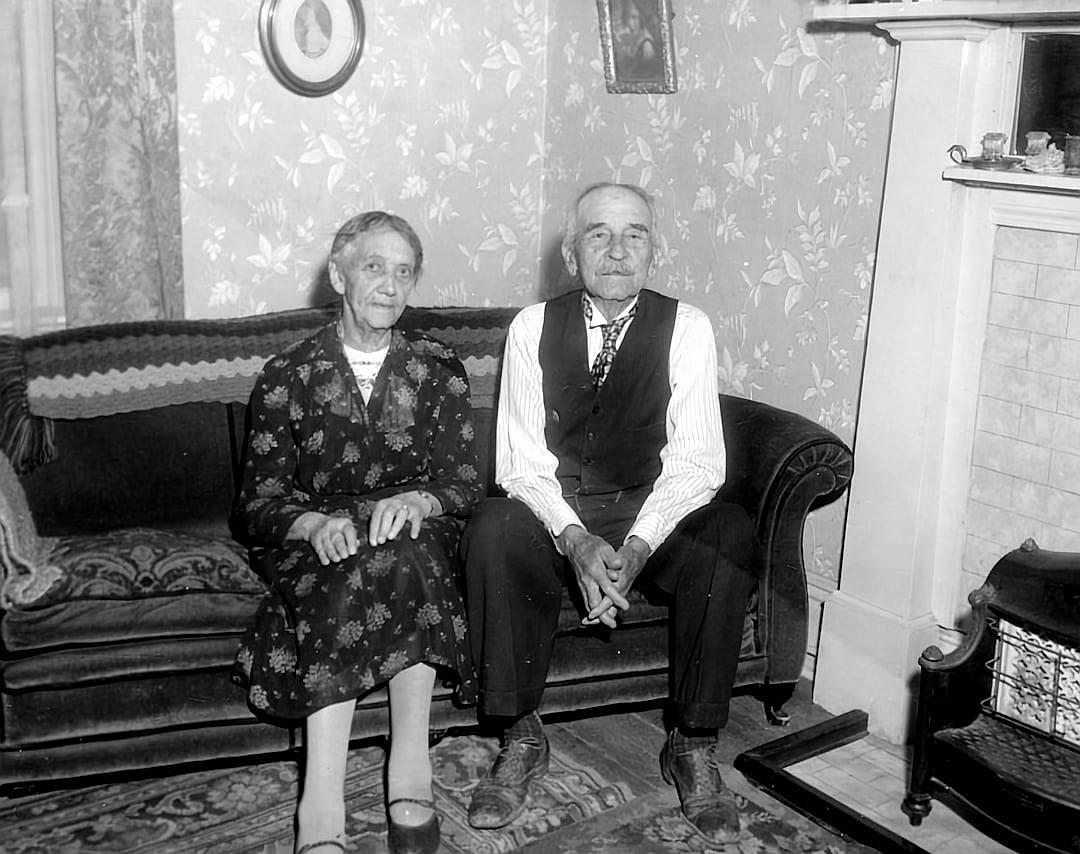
[460,494,758,730]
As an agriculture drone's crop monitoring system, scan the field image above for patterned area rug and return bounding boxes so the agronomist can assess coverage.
[0,733,875,853]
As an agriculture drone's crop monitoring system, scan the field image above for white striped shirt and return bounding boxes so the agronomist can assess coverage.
[495,293,725,552]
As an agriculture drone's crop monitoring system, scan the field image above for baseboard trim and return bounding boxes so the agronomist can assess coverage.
[734,710,933,854]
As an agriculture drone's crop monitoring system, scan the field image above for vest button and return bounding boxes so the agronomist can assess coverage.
[587,431,595,440]
[592,404,600,414]
[582,457,592,466]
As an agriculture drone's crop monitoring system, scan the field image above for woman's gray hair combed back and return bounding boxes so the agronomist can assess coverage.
[330,211,424,278]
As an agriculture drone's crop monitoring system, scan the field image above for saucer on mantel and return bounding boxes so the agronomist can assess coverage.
[957,156,1024,171]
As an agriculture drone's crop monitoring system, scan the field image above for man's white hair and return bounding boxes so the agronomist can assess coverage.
[561,182,661,261]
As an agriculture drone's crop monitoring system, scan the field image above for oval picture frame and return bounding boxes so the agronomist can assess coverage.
[258,0,365,97]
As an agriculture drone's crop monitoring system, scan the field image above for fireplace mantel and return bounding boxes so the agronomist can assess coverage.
[943,167,1080,197]
[814,2,1080,26]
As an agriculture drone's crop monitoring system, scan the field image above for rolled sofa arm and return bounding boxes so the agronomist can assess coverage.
[717,394,854,687]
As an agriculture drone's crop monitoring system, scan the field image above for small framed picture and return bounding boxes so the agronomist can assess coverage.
[597,0,677,94]
[258,0,366,98]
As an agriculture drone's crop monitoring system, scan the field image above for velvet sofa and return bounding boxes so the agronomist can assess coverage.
[0,304,853,794]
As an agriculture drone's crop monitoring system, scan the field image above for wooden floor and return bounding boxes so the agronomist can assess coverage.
[544,682,829,773]
[542,681,1019,854]
[534,682,843,838]
[538,680,834,782]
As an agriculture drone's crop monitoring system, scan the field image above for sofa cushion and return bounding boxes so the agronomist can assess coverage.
[1,666,257,746]
[1,527,265,652]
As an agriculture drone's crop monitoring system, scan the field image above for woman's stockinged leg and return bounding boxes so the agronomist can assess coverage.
[387,662,437,826]
[297,697,357,851]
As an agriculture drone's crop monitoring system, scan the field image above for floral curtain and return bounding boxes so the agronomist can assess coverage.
[53,0,183,326]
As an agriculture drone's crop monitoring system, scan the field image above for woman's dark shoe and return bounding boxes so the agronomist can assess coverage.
[659,731,742,844]
[387,797,440,854]
[467,732,550,829]
[296,841,345,854]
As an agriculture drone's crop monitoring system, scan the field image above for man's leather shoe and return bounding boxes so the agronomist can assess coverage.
[468,733,550,829]
[659,732,742,844]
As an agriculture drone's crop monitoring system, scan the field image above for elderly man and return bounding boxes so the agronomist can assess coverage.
[461,182,758,844]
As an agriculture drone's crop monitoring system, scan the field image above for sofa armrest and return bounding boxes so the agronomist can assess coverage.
[718,394,854,686]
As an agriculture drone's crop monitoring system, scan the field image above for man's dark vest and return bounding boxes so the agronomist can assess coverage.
[539,288,677,496]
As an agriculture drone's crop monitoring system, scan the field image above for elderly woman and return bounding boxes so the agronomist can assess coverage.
[234,211,481,854]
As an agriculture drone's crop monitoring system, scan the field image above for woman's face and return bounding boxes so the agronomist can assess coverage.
[330,226,418,348]
[627,7,641,32]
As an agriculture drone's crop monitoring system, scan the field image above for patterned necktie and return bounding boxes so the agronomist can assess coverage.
[583,296,636,390]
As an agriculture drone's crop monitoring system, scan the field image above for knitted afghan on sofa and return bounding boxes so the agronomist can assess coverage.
[0,305,518,474]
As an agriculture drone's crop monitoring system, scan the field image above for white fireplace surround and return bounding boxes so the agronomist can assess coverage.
[812,1,1080,743]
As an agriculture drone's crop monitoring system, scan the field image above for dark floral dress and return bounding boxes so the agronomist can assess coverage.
[233,321,482,719]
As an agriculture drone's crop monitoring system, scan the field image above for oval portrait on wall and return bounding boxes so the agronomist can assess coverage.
[259,0,365,97]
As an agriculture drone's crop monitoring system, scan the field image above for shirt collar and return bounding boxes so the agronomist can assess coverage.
[581,292,639,329]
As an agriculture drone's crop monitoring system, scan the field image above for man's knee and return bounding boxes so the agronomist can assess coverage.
[465,496,542,539]
[462,497,553,580]
[710,502,757,569]
[687,498,754,549]
[462,498,513,575]
[465,496,518,540]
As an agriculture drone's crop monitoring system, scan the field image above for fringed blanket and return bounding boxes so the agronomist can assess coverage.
[0,305,517,473]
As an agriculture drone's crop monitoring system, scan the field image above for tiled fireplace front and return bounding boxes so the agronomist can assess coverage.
[967,226,1080,626]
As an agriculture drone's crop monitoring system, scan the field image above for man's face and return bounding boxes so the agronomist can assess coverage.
[330,226,417,347]
[565,185,656,315]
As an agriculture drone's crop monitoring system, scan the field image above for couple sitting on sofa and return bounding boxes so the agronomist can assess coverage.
[233,182,759,854]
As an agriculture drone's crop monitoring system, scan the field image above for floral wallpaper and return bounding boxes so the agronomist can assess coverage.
[174,0,547,315]
[54,0,184,326]
[173,0,895,589]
